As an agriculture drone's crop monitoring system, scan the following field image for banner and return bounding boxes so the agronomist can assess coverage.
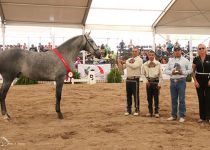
[78,64,111,80]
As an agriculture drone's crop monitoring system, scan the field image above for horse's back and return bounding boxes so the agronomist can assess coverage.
[0,49,26,73]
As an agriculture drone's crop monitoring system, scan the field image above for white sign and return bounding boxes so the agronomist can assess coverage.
[88,70,96,84]
[78,64,111,80]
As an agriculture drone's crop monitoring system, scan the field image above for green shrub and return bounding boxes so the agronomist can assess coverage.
[72,70,80,79]
[186,74,192,82]
[107,68,122,83]
[15,75,38,85]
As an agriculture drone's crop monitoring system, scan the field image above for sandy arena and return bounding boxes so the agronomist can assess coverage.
[0,81,210,150]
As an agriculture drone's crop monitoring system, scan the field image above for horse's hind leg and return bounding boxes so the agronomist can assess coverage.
[55,79,64,119]
[0,78,14,119]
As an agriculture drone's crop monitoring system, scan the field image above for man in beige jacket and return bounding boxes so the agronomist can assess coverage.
[142,50,163,118]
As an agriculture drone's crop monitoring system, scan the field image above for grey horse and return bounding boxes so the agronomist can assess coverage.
[0,33,101,119]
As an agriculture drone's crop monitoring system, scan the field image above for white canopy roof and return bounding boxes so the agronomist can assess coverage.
[154,0,210,34]
[0,0,210,34]
[0,0,91,28]
[0,0,171,32]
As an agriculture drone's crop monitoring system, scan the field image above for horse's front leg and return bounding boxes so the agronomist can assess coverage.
[0,79,13,120]
[55,79,64,119]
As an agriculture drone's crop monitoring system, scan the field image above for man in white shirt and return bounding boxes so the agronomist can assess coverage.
[119,47,143,116]
[164,46,192,123]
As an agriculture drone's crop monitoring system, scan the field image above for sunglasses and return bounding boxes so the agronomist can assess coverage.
[174,49,181,51]
[198,47,205,50]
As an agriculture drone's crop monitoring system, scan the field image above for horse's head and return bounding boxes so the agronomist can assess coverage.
[83,32,101,59]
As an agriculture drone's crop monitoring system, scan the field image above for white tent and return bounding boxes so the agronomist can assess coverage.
[1,0,210,48]
[154,0,210,34]
[0,0,171,31]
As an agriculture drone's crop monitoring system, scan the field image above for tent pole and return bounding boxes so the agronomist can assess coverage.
[50,27,55,49]
[152,27,156,51]
[189,35,193,63]
[82,26,85,34]
[1,21,5,51]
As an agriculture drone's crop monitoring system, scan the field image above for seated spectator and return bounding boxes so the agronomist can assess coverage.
[38,43,45,52]
[29,44,38,52]
[166,40,173,54]
[161,57,168,64]
[75,57,81,69]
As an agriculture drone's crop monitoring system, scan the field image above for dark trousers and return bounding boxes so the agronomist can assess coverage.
[196,85,210,120]
[126,78,140,113]
[146,82,159,114]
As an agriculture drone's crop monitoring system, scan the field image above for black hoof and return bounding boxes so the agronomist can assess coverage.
[57,112,64,119]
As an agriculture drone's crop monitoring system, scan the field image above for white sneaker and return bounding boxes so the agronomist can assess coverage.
[179,117,185,123]
[124,112,131,116]
[155,113,160,118]
[133,112,139,116]
[197,119,204,123]
[167,117,176,121]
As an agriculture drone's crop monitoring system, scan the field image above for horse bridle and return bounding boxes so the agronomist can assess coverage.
[84,35,99,55]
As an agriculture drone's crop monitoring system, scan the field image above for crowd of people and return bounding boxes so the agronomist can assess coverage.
[0,40,204,67]
[118,43,210,124]
[86,40,193,68]
[0,42,53,52]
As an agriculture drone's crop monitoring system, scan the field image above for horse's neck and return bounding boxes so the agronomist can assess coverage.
[57,36,84,61]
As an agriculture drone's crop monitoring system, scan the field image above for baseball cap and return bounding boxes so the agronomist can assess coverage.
[174,46,181,51]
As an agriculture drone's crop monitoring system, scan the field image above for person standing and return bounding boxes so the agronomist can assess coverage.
[142,50,163,118]
[119,47,143,116]
[165,46,191,123]
[192,44,210,123]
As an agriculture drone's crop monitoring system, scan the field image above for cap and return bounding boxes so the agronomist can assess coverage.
[174,46,181,51]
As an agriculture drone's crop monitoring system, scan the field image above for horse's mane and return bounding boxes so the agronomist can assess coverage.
[62,35,83,45]
[56,34,84,52]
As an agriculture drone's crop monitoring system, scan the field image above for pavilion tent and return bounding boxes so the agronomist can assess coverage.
[1,0,210,33]
[0,0,91,28]
[0,0,173,50]
[1,0,210,49]
[0,0,172,31]
[153,0,210,35]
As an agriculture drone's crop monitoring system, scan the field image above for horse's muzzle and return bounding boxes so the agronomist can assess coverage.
[95,50,101,59]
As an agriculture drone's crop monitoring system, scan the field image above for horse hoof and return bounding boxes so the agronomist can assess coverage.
[57,113,64,119]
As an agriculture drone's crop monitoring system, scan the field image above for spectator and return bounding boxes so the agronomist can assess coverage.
[165,46,192,123]
[29,44,38,52]
[192,44,210,123]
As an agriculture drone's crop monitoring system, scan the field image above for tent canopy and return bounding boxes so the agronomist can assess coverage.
[0,0,92,28]
[0,0,171,31]
[0,0,210,34]
[154,0,210,34]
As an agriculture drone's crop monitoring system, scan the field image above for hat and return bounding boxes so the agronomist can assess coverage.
[173,46,181,51]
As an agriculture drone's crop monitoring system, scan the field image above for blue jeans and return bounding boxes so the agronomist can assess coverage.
[170,79,186,118]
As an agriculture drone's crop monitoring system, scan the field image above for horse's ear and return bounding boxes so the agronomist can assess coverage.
[85,31,91,36]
